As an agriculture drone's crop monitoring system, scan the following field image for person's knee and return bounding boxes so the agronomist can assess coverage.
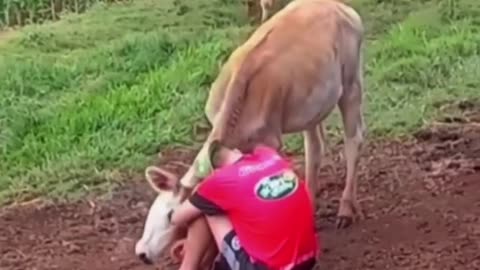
[205,215,232,232]
[178,216,215,270]
[205,215,233,248]
[190,215,209,230]
[182,216,211,242]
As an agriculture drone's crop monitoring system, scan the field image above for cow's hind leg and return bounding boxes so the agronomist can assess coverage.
[336,71,366,229]
[303,127,323,211]
[317,122,336,176]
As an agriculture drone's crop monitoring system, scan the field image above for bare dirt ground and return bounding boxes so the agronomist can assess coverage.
[1,103,479,270]
[0,29,18,44]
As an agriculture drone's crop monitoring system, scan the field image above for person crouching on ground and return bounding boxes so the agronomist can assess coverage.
[168,141,319,270]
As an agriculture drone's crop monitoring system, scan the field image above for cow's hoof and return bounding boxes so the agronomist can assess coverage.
[335,215,353,229]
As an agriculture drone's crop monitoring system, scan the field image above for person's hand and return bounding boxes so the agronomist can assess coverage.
[169,239,186,263]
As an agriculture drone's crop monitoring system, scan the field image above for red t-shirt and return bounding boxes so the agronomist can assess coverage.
[189,146,318,269]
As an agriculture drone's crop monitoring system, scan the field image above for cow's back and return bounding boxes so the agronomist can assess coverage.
[252,0,363,82]
[227,0,363,96]
[227,0,363,133]
[210,0,364,146]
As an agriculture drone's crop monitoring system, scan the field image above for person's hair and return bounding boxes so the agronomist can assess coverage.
[208,140,231,169]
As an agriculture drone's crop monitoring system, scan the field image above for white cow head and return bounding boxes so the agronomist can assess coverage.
[135,143,215,264]
[134,166,187,264]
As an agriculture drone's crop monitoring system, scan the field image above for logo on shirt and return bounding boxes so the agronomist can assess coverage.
[254,169,299,200]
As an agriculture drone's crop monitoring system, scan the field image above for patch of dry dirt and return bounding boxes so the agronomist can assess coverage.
[1,107,479,270]
[0,29,18,45]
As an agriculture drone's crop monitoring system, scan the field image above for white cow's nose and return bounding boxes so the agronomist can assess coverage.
[138,252,153,265]
[135,241,153,264]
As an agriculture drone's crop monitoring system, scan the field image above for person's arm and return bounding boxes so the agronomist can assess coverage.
[169,174,229,226]
[169,199,203,227]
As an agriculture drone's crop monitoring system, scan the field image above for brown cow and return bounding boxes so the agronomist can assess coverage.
[136,0,366,265]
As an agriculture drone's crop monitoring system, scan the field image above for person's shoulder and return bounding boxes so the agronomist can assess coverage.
[204,165,237,183]
[253,144,280,157]
[253,145,290,165]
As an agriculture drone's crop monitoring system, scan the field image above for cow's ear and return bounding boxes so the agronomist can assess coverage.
[145,166,178,192]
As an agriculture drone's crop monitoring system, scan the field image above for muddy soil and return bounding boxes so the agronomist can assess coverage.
[1,107,479,270]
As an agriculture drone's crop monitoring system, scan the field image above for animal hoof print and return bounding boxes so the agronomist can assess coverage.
[335,216,353,229]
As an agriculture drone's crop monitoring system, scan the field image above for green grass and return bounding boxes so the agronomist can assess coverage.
[0,0,479,204]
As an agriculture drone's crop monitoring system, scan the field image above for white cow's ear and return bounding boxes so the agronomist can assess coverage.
[145,166,179,193]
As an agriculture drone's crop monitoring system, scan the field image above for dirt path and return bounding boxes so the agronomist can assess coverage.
[0,29,18,45]
[1,106,479,270]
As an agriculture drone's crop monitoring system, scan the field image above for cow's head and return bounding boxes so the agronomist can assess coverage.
[135,141,220,264]
[134,166,187,264]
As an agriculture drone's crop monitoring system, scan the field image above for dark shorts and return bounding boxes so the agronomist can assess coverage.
[211,230,316,270]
